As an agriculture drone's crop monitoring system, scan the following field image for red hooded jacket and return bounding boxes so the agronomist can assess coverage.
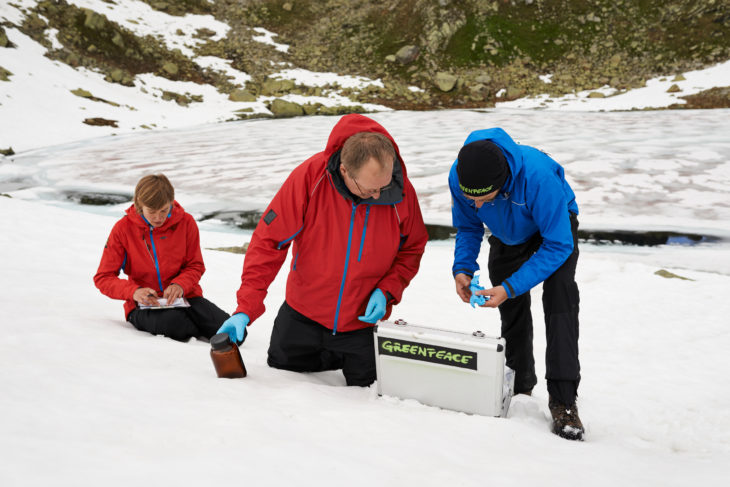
[235,114,428,333]
[94,201,205,318]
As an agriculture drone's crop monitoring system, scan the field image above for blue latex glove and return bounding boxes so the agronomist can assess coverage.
[217,313,250,344]
[358,289,387,324]
[469,275,490,308]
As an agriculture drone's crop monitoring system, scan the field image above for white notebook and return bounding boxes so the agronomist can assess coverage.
[138,297,190,310]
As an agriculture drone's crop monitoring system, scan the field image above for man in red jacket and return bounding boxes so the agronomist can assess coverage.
[219,114,428,386]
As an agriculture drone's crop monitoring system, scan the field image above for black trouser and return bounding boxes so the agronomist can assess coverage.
[127,297,230,342]
[267,301,376,387]
[487,213,581,405]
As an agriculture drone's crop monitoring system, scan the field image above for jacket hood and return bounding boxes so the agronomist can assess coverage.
[462,128,523,194]
[324,114,407,177]
[324,114,406,205]
[125,200,186,230]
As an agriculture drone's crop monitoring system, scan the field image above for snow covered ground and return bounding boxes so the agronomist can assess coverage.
[1,108,729,486]
[2,1,730,484]
[1,192,729,486]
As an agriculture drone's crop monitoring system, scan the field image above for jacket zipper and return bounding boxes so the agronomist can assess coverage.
[333,203,358,334]
[147,227,164,292]
[357,205,370,262]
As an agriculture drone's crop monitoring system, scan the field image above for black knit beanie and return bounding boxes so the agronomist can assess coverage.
[456,140,509,196]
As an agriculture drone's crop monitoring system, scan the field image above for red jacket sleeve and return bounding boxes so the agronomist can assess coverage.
[376,179,428,304]
[170,215,205,294]
[93,220,139,300]
[234,162,313,323]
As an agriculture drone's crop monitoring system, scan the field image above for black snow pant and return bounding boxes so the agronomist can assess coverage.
[267,301,376,387]
[127,297,230,342]
[487,212,581,405]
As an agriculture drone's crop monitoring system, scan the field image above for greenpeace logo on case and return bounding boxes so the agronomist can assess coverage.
[378,337,477,370]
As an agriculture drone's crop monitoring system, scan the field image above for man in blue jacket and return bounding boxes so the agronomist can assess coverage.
[449,128,583,440]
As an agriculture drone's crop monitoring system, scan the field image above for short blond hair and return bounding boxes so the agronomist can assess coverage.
[134,174,174,212]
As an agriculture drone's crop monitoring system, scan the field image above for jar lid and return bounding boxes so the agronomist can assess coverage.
[211,333,232,351]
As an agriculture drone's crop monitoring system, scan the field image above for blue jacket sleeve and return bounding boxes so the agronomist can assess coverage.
[449,164,485,277]
[501,168,574,298]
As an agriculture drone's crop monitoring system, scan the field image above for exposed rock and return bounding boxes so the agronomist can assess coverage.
[261,78,295,95]
[654,269,693,281]
[229,89,257,102]
[475,74,492,84]
[282,2,293,11]
[666,84,681,93]
[83,118,118,127]
[207,243,249,254]
[161,91,202,106]
[395,45,420,64]
[302,103,321,115]
[269,99,304,117]
[587,91,605,98]
[674,86,730,109]
[672,74,686,82]
[0,66,12,81]
[194,28,217,39]
[385,54,396,63]
[317,105,365,116]
[468,83,489,98]
[505,86,524,99]
[66,191,132,205]
[110,68,124,82]
[83,9,106,31]
[70,88,120,106]
[434,72,458,92]
[111,31,125,48]
[71,88,93,98]
[0,147,14,156]
[0,28,8,48]
[162,62,178,75]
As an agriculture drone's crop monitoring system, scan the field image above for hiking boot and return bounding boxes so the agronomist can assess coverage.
[549,396,584,441]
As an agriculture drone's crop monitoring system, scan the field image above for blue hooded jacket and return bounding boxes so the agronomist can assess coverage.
[449,128,578,298]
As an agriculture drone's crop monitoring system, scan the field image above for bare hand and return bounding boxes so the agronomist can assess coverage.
[475,285,508,308]
[134,287,160,306]
[162,283,183,302]
[454,273,472,303]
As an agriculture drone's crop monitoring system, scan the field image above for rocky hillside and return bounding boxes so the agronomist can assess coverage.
[229,0,730,108]
[3,0,730,113]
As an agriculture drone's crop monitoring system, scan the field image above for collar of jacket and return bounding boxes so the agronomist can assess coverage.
[326,150,404,205]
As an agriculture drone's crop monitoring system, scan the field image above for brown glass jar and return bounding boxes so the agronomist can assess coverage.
[210,333,247,378]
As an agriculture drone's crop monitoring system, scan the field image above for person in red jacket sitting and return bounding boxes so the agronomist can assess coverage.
[94,174,229,341]
[218,114,429,386]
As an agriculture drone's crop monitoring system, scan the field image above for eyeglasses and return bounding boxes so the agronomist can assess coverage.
[350,174,394,197]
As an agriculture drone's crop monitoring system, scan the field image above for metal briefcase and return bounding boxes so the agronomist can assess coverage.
[374,319,514,417]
